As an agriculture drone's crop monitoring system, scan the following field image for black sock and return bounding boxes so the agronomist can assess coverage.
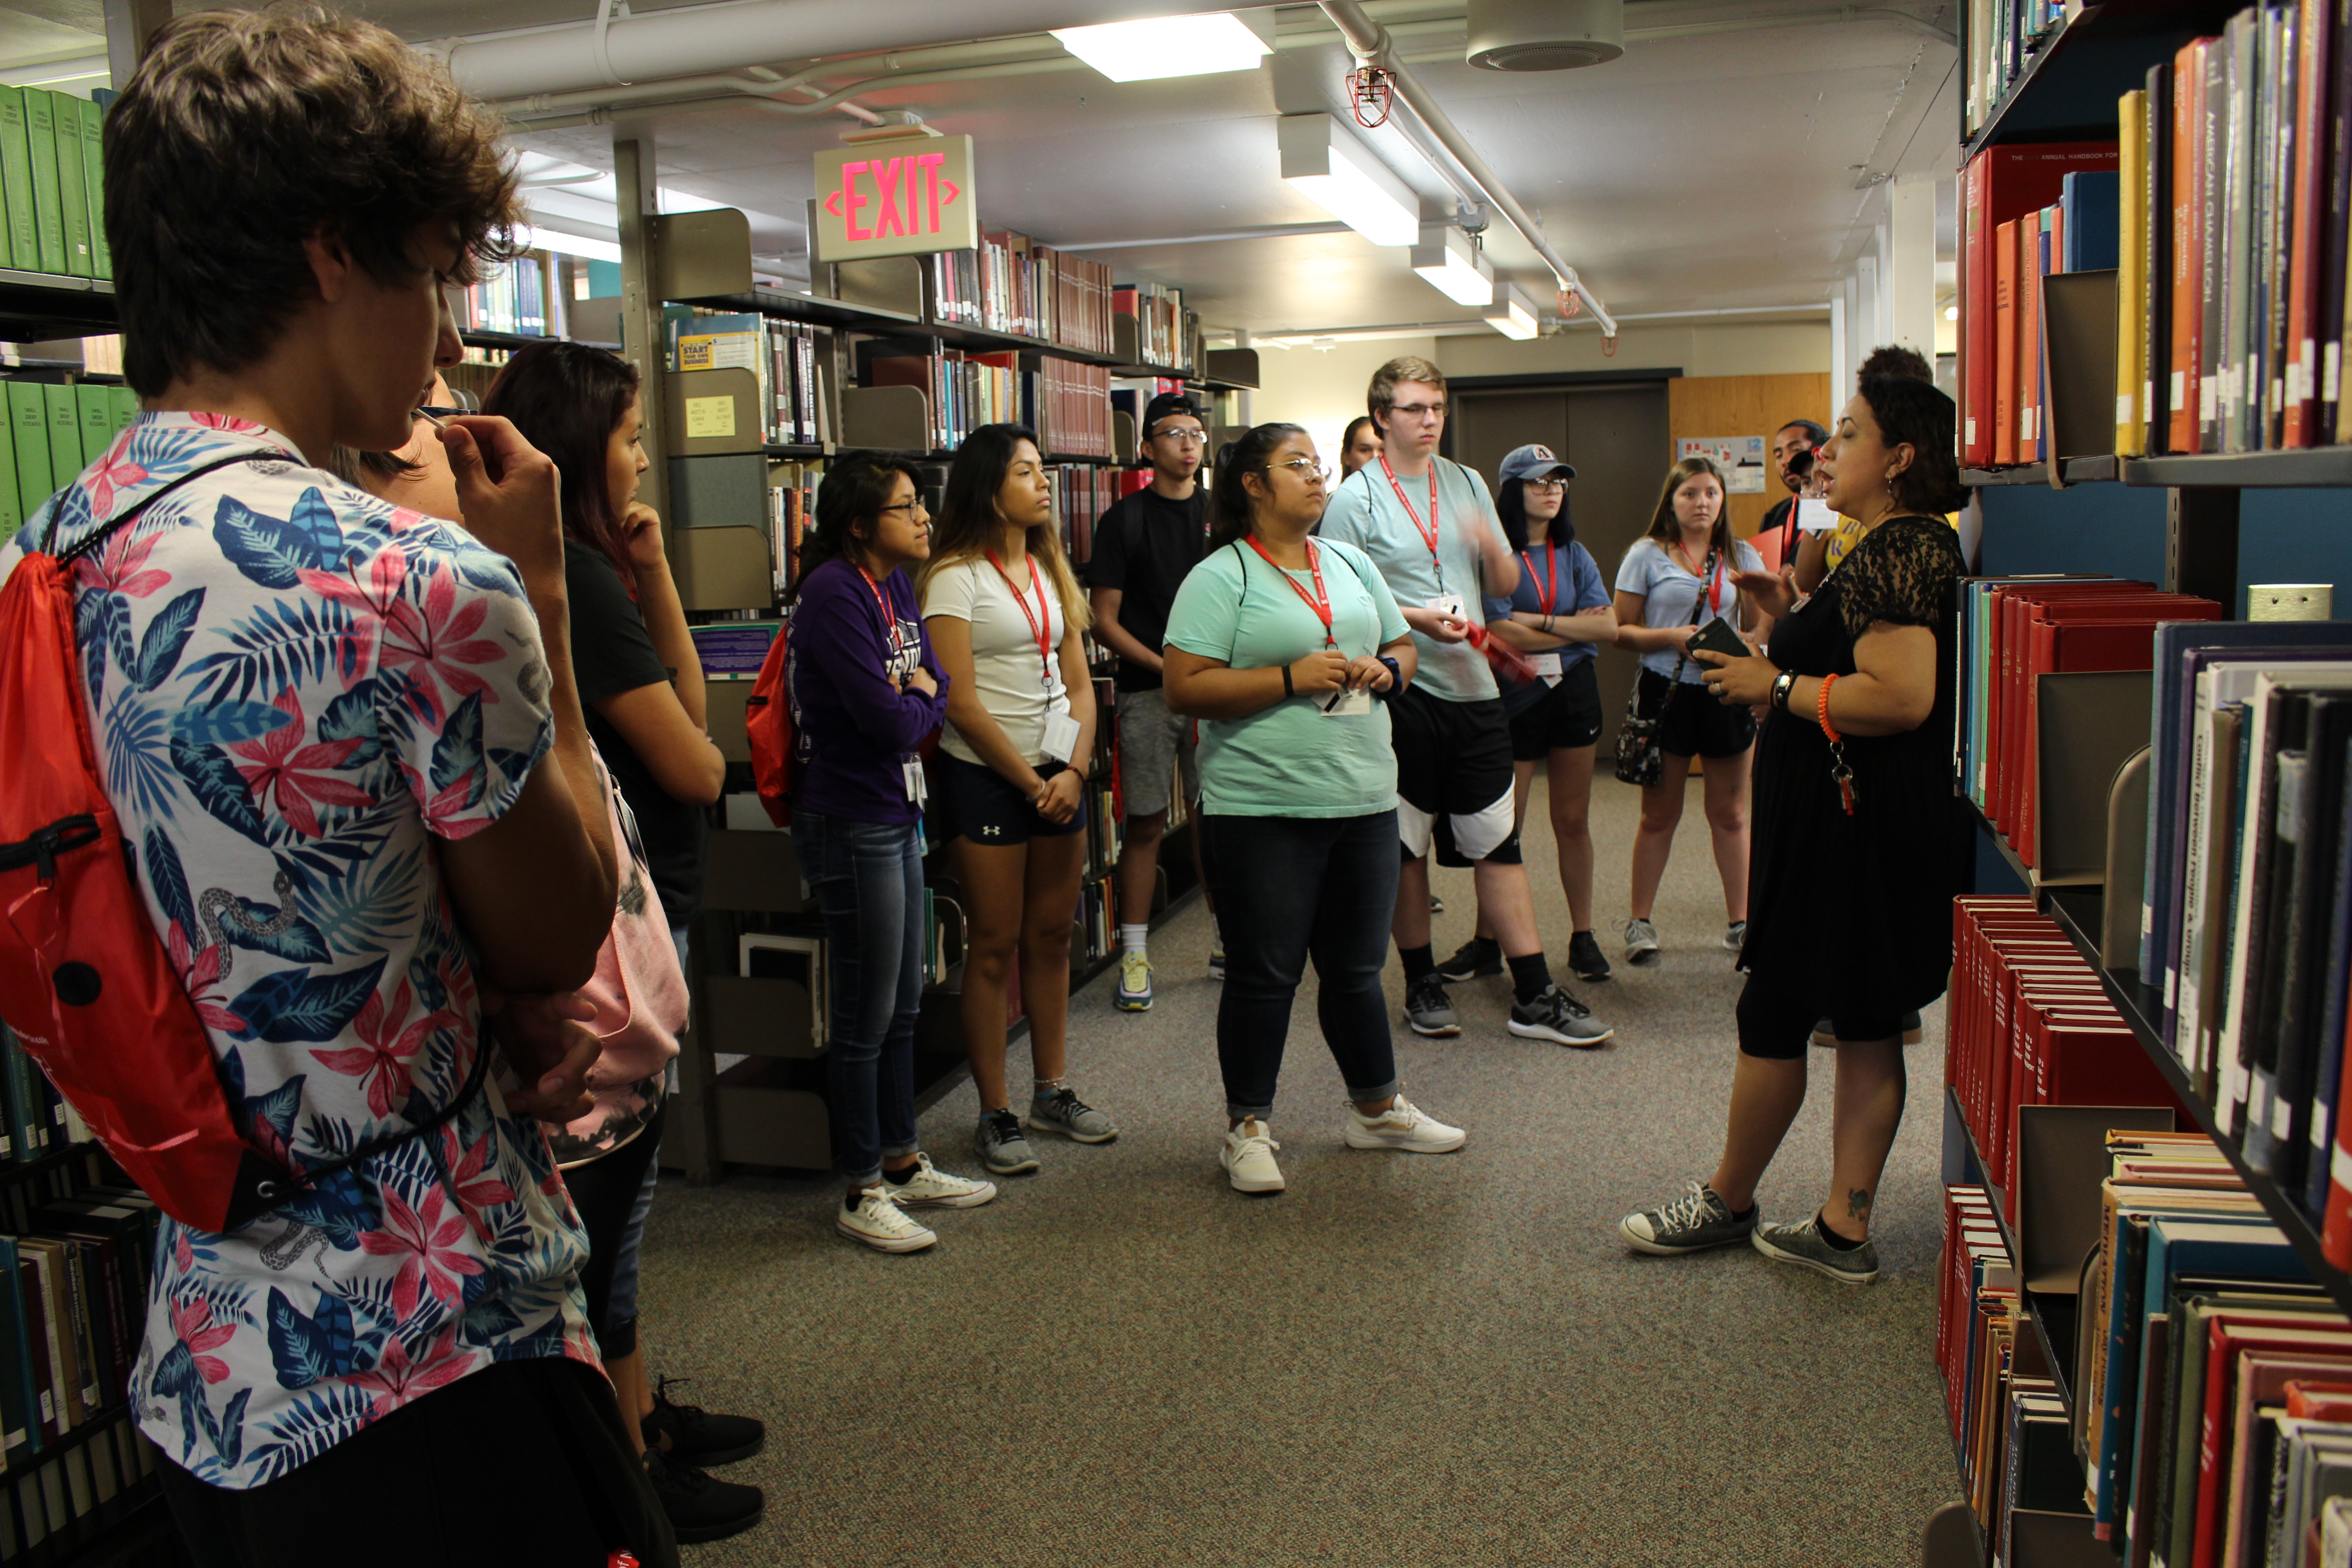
[1710,1186,1755,1222]
[885,1164,918,1185]
[1401,944,1436,984]
[1506,951,1552,1004]
[1816,1209,1865,1250]
[845,1191,865,1212]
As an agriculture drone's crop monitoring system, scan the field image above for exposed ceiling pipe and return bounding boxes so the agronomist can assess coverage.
[1055,221,1354,250]
[440,0,1238,103]
[1313,0,1617,337]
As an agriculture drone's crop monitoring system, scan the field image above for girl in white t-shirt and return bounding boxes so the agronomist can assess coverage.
[920,425,1118,1177]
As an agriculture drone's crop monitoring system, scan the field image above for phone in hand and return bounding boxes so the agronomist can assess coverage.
[1688,615,1749,662]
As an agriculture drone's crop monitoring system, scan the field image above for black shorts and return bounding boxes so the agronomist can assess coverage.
[1507,659,1604,760]
[1736,971,1904,1059]
[937,755,1086,845]
[1388,685,1520,867]
[1639,667,1757,761]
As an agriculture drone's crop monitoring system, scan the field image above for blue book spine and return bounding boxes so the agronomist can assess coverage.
[2061,170,2122,272]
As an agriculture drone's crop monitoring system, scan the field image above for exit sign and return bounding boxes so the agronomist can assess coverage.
[812,132,977,263]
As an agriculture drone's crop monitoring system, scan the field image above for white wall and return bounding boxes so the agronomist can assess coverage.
[1250,335,1439,465]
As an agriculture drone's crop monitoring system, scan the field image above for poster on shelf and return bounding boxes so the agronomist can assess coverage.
[1676,435,1770,493]
[813,131,978,263]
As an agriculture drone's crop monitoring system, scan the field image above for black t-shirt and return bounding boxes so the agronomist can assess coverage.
[562,541,708,928]
[1760,496,1796,563]
[1085,484,1210,691]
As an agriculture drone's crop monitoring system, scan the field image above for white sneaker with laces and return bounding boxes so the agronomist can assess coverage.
[1221,1118,1284,1193]
[882,1153,997,1209]
[1343,1092,1466,1153]
[835,1189,937,1253]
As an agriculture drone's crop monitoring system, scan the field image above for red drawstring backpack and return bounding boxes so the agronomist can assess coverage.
[0,459,486,1232]
[745,618,794,828]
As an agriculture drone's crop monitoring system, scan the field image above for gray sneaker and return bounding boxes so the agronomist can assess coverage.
[975,1109,1039,1175]
[1404,973,1460,1037]
[1508,985,1612,1048]
[1027,1087,1117,1144]
[1752,1212,1880,1284]
[1623,917,1661,966]
[1619,1181,1758,1256]
[1723,919,1748,954]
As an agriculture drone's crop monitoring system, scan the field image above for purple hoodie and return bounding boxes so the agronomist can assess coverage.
[787,557,949,825]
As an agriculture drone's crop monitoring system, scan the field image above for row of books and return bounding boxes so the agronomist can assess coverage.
[1114,282,1194,372]
[0,1029,83,1168]
[1986,167,2120,466]
[0,380,138,535]
[666,309,831,448]
[0,87,106,282]
[1955,576,2221,866]
[453,252,568,341]
[1948,897,2185,1220]
[1054,464,1149,568]
[766,459,821,599]
[856,337,1115,459]
[1962,0,2070,140]
[927,232,1117,356]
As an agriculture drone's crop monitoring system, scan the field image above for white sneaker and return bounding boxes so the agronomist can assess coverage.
[1221,1118,1284,1193]
[1343,1091,1466,1153]
[882,1153,997,1210]
[835,1189,937,1253]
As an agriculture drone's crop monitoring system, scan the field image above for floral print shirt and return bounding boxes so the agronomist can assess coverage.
[0,413,600,1488]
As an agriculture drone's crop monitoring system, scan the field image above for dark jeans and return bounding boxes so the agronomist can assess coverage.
[560,1099,665,1360]
[792,810,923,1185]
[1201,810,1402,1120]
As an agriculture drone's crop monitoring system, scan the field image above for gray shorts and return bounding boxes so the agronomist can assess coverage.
[1116,685,1200,818]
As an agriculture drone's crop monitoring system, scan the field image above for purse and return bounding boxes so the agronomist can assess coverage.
[1612,548,1717,788]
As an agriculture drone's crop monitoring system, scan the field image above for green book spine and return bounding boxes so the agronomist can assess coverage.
[49,93,86,279]
[41,384,76,486]
[77,98,103,282]
[23,90,64,275]
[9,383,50,519]
[107,384,134,433]
[0,88,33,273]
[0,396,22,535]
[74,384,109,466]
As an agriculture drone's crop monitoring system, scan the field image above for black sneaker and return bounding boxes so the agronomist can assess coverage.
[1435,936,1503,983]
[1404,973,1460,1036]
[644,1446,765,1544]
[1567,931,1612,983]
[645,1377,766,1466]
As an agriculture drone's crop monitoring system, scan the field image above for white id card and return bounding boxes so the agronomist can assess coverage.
[1039,710,1082,763]
[1320,687,1373,717]
[1424,592,1468,622]
[1530,651,1563,683]
[1795,498,1839,534]
[902,759,927,804]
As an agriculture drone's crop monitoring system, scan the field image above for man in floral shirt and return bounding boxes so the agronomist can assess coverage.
[0,12,674,1565]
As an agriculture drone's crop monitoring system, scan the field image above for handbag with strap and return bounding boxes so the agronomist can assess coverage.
[1612,547,1717,788]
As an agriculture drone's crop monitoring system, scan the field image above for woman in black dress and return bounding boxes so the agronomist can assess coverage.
[1617,374,1969,1285]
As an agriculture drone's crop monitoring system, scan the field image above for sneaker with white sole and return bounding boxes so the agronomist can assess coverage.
[1115,950,1152,1012]
[975,1109,1040,1175]
[1404,973,1460,1037]
[1568,930,1612,983]
[1027,1087,1118,1143]
[1221,1118,1284,1193]
[1752,1211,1879,1284]
[1343,1091,1466,1153]
[882,1153,997,1210]
[1723,919,1748,954]
[1508,985,1613,1048]
[836,1189,937,1253]
[1618,1181,1758,1256]
[1208,947,1226,980]
[1436,936,1502,983]
[1623,917,1661,965]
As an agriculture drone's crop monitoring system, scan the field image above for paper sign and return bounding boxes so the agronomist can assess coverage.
[1677,435,1770,493]
[1795,498,1839,533]
[683,396,736,440]
[813,132,978,262]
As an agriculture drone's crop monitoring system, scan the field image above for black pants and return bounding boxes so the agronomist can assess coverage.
[562,1100,666,1359]
[1201,810,1402,1119]
[159,1357,676,1568]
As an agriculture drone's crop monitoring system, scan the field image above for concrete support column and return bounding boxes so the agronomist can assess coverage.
[1888,173,1939,363]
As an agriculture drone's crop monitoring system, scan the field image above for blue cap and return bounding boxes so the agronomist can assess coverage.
[1498,443,1576,487]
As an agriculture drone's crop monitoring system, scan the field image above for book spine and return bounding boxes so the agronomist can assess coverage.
[21,89,63,276]
[0,87,34,274]
[2172,43,2207,454]
[2119,92,2149,456]
[49,90,86,279]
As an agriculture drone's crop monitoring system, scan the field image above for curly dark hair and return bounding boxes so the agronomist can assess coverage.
[791,448,926,601]
[1857,372,1966,516]
[107,6,523,395]
[1857,344,1935,384]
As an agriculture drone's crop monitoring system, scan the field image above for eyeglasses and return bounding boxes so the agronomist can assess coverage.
[1524,478,1567,495]
[1266,457,1332,483]
[877,499,928,517]
[1390,402,1446,421]
[1151,426,1208,446]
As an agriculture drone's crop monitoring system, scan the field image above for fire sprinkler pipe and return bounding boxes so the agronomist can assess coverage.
[1313,0,1617,337]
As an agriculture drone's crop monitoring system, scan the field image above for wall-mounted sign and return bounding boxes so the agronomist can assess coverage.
[812,132,977,263]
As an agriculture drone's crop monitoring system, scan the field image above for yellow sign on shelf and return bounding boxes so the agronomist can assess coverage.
[684,395,737,440]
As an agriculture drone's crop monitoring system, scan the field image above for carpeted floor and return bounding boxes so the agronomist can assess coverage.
[638,774,1963,1567]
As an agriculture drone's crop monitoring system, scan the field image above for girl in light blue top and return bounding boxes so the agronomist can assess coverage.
[1163,422,1465,1197]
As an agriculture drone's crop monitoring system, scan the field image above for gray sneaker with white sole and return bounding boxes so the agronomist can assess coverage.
[1752,1212,1880,1284]
[975,1109,1039,1175]
[1619,1181,1758,1256]
[1027,1087,1117,1143]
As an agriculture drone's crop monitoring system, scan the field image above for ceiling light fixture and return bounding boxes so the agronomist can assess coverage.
[519,224,623,264]
[1411,225,1494,306]
[1278,114,1421,248]
[1484,282,1540,340]
[1051,13,1271,83]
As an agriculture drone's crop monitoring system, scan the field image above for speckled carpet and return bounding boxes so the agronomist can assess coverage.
[636,774,1960,1567]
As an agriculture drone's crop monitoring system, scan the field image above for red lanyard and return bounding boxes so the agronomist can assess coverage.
[1245,535,1336,646]
[1673,541,1723,616]
[984,549,1056,686]
[1377,454,1443,583]
[1521,544,1558,614]
[855,564,906,659]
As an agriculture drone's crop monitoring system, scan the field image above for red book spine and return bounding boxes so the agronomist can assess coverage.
[2171,42,2209,454]
[2284,0,2331,446]
[1995,220,2019,465]
[2323,980,2352,1267]
[1964,152,1990,465]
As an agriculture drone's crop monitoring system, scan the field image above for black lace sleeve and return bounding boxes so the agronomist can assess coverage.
[1837,516,1967,640]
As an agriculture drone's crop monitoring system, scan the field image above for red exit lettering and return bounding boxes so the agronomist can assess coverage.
[823,153,961,241]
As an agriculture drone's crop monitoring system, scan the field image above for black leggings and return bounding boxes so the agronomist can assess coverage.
[1736,972,1902,1059]
[560,1101,666,1360]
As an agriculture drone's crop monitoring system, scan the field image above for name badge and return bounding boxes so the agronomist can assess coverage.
[902,758,927,804]
[1039,710,1082,763]
[1530,651,1563,684]
[1425,592,1468,622]
[1320,687,1373,718]
[1795,498,1839,534]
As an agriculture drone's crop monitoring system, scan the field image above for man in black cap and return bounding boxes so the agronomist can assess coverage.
[1088,391,1215,1011]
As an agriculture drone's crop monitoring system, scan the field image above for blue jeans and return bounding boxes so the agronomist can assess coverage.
[791,811,924,1185]
[1200,810,1402,1120]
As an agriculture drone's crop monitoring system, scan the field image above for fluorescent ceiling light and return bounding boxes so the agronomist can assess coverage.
[0,54,107,89]
[519,225,622,264]
[1278,114,1421,248]
[1052,13,1272,82]
[1410,225,1493,307]
[1484,282,1539,341]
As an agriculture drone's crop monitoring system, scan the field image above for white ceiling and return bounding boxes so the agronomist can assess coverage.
[0,0,1962,338]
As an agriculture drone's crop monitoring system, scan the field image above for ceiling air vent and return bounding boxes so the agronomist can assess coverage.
[1465,0,1625,70]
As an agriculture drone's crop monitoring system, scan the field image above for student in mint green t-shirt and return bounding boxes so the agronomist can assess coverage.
[1163,422,1467,1197]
